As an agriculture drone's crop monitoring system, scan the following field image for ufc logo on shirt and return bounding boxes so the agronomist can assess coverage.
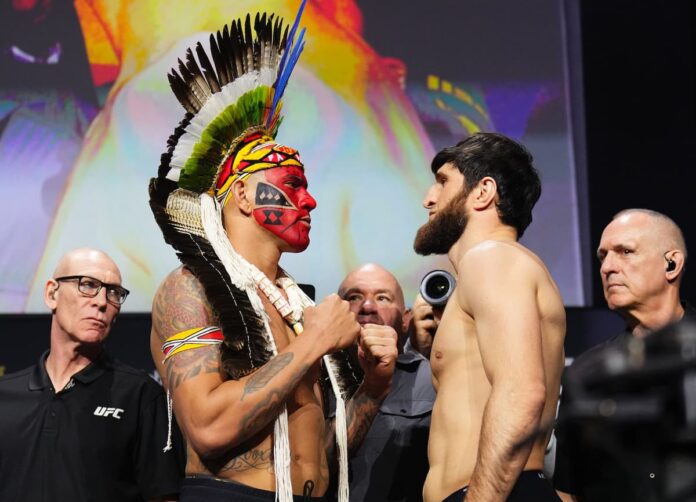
[93,406,124,419]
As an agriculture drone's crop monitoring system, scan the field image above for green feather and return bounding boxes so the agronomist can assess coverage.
[178,86,274,192]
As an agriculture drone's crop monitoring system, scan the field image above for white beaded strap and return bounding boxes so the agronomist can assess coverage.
[163,390,173,452]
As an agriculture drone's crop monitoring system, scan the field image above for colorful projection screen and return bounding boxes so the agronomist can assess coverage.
[0,0,587,312]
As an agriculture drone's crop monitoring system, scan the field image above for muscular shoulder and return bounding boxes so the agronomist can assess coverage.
[456,241,548,309]
[458,240,543,278]
[151,266,216,343]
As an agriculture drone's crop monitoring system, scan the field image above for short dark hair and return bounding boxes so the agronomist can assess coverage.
[431,132,541,238]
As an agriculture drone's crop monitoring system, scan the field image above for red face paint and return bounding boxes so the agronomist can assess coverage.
[252,166,317,251]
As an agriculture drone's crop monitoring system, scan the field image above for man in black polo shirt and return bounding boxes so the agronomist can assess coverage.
[0,248,184,501]
[554,209,691,501]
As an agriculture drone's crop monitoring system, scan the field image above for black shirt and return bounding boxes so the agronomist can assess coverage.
[0,350,184,502]
[553,304,696,501]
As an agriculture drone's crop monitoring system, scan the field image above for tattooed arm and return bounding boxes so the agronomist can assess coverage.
[324,323,398,459]
[323,386,384,463]
[150,267,360,458]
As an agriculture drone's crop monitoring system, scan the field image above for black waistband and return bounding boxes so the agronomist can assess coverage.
[443,470,560,502]
[181,475,326,502]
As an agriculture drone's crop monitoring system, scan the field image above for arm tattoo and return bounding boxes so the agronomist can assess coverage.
[165,346,220,391]
[152,268,215,344]
[238,363,311,435]
[241,353,294,401]
[346,392,380,454]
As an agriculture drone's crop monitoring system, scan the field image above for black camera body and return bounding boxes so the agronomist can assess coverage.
[419,270,456,307]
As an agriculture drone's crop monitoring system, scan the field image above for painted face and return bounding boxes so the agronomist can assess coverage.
[252,166,317,251]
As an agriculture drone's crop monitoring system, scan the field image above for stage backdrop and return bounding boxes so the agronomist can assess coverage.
[0,0,588,312]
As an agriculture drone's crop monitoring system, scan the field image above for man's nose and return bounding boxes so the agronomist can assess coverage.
[600,253,616,276]
[92,287,108,310]
[360,297,378,314]
[423,185,438,209]
[300,190,317,211]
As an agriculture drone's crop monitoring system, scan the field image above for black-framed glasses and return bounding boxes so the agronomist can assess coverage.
[54,275,130,305]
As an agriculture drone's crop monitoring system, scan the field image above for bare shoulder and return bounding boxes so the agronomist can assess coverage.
[457,240,544,278]
[455,240,563,313]
[151,266,222,392]
[151,265,216,343]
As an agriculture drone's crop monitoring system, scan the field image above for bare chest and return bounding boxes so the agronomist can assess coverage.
[430,303,482,382]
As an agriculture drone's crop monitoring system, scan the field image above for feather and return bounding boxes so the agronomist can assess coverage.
[168,72,199,115]
[148,186,270,379]
[254,13,264,70]
[162,1,308,192]
[184,48,212,105]
[175,58,205,112]
[213,31,230,86]
[269,16,283,68]
[269,28,305,127]
[229,20,244,79]
[221,25,236,84]
[268,0,308,127]
[244,14,254,74]
[195,42,220,94]
[276,0,307,87]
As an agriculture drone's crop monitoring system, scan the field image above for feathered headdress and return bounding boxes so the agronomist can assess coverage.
[151,0,312,379]
[158,1,307,200]
[149,2,359,500]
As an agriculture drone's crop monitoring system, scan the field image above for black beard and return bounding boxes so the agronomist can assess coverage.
[413,190,468,255]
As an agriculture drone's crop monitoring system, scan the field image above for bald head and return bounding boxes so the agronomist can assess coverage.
[598,209,686,323]
[338,263,406,334]
[612,209,687,259]
[53,248,122,282]
[339,264,405,307]
[46,248,124,349]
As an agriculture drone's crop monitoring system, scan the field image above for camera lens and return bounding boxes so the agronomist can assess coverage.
[419,270,456,307]
[425,274,450,300]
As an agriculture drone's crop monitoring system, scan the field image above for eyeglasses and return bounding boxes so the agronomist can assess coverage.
[54,275,130,305]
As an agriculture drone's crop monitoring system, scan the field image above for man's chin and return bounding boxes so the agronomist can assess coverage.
[413,236,449,256]
[75,331,108,345]
[604,293,632,311]
[281,239,310,253]
[413,222,457,256]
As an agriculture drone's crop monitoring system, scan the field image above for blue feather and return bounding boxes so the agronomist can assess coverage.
[275,28,305,98]
[268,0,308,127]
[276,0,307,82]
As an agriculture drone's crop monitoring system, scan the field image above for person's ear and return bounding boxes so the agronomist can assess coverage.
[472,176,497,210]
[402,307,412,334]
[45,279,58,310]
[231,179,253,215]
[665,250,685,281]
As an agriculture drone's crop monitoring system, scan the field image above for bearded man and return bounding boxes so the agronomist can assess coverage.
[147,5,397,501]
[414,132,566,502]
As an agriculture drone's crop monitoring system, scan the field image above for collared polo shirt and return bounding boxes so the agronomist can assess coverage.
[344,346,436,502]
[0,350,184,502]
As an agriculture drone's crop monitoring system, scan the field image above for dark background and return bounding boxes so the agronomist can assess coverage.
[579,0,696,306]
[1,0,694,373]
